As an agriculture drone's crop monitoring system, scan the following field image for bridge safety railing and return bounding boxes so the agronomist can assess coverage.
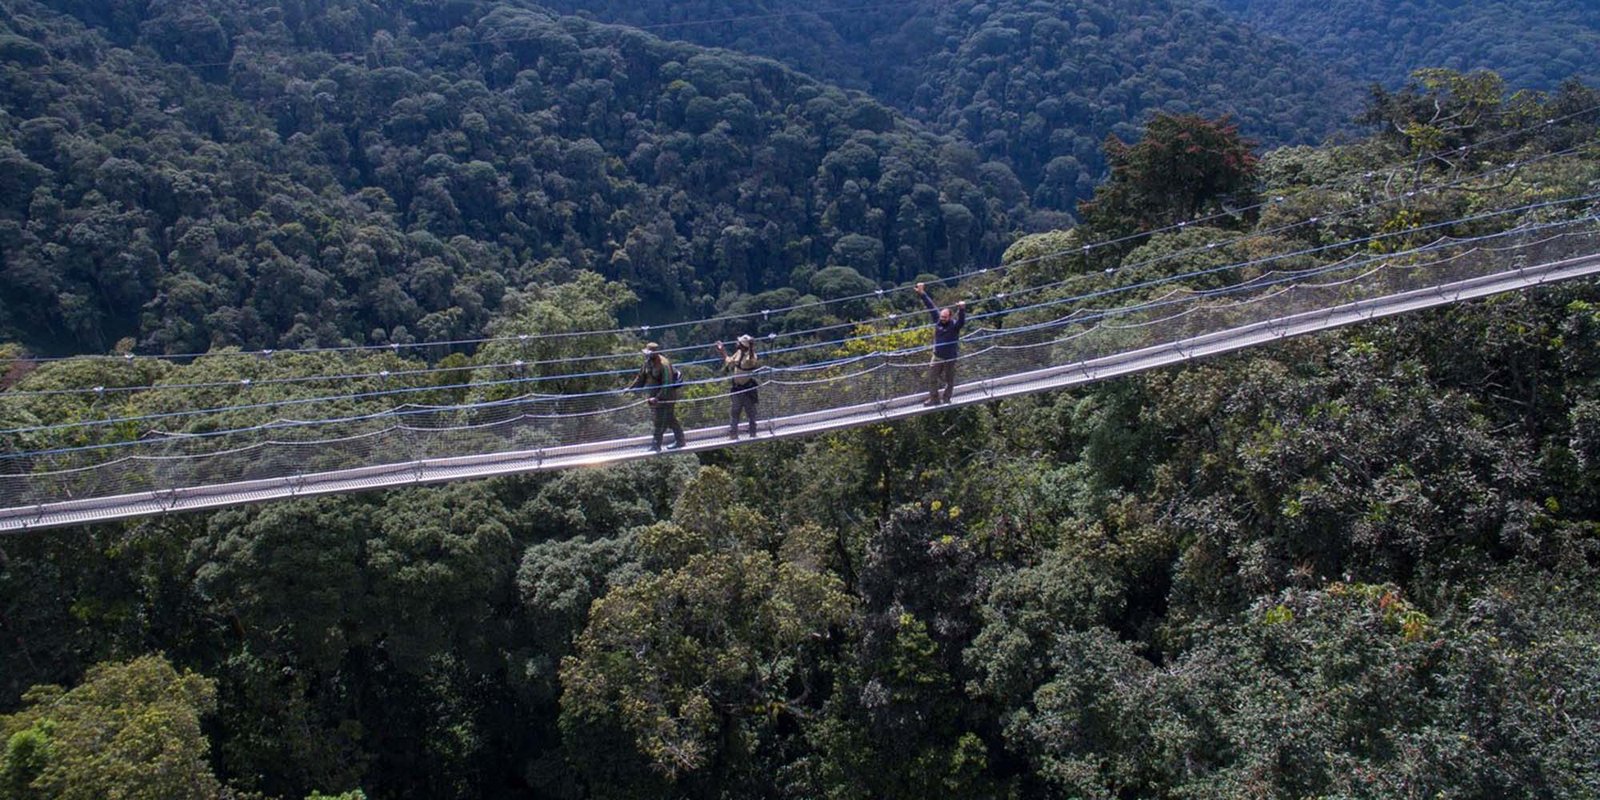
[2,218,1599,523]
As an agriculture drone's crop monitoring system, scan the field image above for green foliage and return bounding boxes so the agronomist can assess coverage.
[559,549,853,789]
[1000,228,1090,288]
[0,655,221,800]
[0,0,1016,355]
[550,0,1359,209]
[468,271,639,401]
[799,503,1010,798]
[3,19,1600,799]
[1220,0,1600,90]
[1079,112,1259,239]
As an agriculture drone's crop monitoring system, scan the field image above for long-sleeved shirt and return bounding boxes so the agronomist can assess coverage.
[628,355,678,401]
[921,292,966,360]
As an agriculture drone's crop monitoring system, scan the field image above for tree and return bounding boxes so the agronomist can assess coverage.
[1359,68,1512,180]
[0,655,221,800]
[798,503,1009,799]
[558,467,854,794]
[1079,113,1258,239]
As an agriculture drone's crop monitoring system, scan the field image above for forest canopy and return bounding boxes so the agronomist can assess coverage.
[0,0,1024,356]
[1218,0,1600,90]
[544,0,1363,209]
[2,0,1600,796]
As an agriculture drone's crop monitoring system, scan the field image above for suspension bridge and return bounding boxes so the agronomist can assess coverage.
[2,215,1599,532]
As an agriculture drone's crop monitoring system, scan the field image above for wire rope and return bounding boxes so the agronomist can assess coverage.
[6,109,1594,369]
[7,137,1595,417]
[5,196,1593,435]
[4,207,1589,448]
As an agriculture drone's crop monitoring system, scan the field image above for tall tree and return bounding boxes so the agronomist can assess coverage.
[0,655,221,800]
[1079,113,1259,239]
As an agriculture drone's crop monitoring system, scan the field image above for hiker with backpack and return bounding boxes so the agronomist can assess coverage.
[628,342,686,451]
[715,334,760,439]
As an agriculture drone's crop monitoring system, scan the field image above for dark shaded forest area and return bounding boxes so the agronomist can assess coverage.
[545,0,1362,207]
[1218,0,1600,90]
[3,1,1600,799]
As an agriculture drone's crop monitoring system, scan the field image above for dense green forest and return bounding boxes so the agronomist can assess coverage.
[0,0,1031,357]
[1217,0,1600,90]
[4,36,1600,796]
[544,0,1361,208]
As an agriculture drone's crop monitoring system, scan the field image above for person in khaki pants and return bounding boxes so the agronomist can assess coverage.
[916,282,966,406]
[716,334,760,439]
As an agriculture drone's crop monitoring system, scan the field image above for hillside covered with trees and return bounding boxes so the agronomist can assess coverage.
[3,53,1599,800]
[0,0,1028,358]
[544,0,1363,208]
[1217,0,1600,90]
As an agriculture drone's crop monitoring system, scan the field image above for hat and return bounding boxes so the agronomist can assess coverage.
[642,342,661,355]
[737,334,753,346]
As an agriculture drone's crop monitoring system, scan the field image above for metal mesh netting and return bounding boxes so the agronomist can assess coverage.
[2,219,1598,522]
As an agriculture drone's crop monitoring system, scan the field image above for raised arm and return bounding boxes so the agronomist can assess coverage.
[918,286,938,323]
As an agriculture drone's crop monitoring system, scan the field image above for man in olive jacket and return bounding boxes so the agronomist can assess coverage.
[628,343,685,451]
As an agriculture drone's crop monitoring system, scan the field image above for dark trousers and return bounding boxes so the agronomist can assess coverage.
[652,401,684,447]
[928,357,956,403]
[729,386,758,436]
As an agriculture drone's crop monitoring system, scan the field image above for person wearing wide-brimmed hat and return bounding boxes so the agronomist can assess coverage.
[627,342,685,451]
[715,333,761,440]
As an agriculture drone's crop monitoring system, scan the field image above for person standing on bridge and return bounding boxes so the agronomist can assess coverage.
[715,334,760,440]
[916,282,966,406]
[628,343,686,451]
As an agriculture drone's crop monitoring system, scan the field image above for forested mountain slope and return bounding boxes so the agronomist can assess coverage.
[0,0,1024,357]
[540,0,1362,209]
[1216,0,1600,90]
[538,0,918,93]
